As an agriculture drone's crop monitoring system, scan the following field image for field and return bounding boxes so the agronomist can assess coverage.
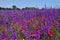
[0,8,60,40]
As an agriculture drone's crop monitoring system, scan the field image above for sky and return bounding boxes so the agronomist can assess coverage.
[0,0,60,9]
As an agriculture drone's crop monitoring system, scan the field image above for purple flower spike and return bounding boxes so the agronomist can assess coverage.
[10,34,17,40]
[56,21,59,30]
[28,37,31,40]
[24,31,29,37]
[10,38,14,40]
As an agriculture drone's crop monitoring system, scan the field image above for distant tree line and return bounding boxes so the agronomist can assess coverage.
[22,7,37,10]
[0,5,20,10]
[0,5,38,10]
[0,5,60,10]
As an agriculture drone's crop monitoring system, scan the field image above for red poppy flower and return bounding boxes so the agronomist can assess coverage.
[48,30,53,37]
[1,25,5,29]
[31,17,36,21]
[4,37,6,40]
[33,25,37,30]
[51,25,54,29]
[27,20,31,23]
[20,29,25,33]
[30,32,33,37]
[29,32,36,37]
[49,25,55,30]
[19,25,22,29]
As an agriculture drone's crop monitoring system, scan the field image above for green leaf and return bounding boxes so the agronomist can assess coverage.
[53,29,58,35]
[57,38,60,40]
